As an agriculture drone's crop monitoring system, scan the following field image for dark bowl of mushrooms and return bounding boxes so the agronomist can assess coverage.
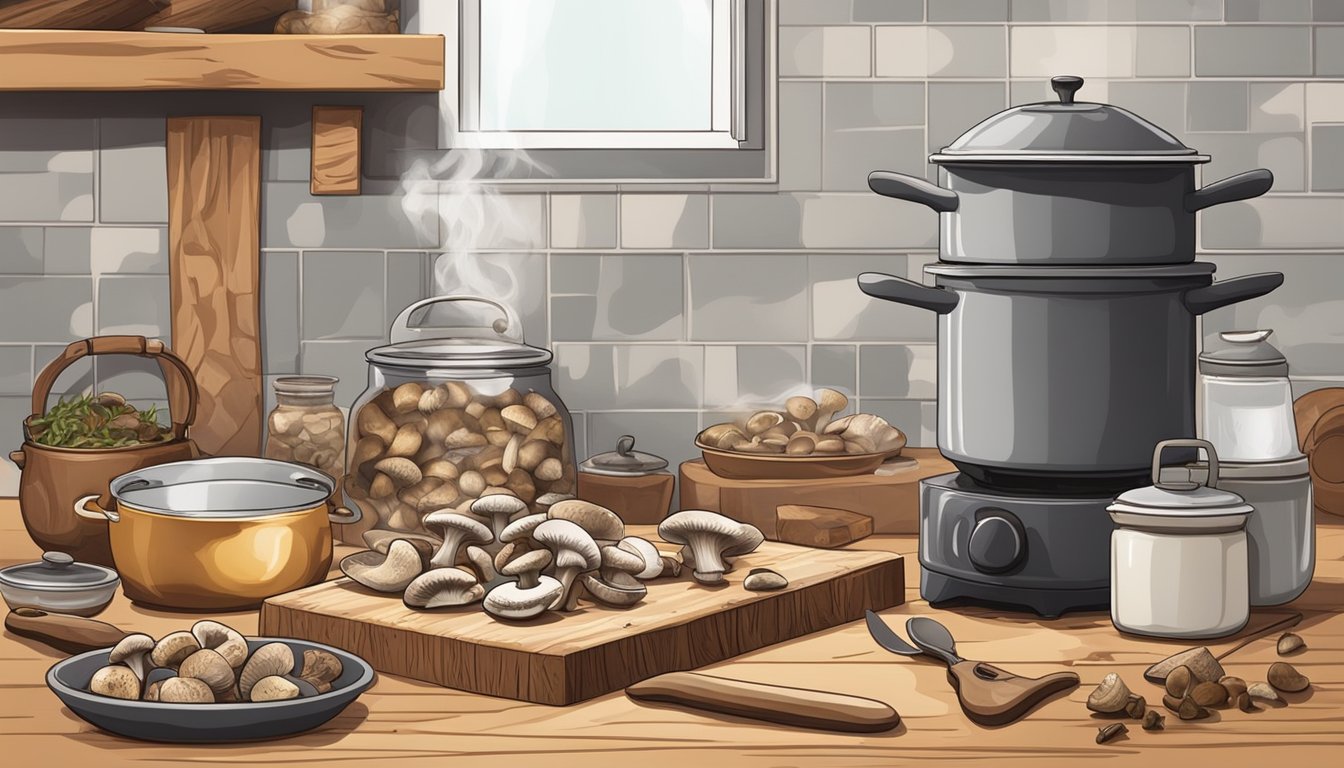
[45,622,374,743]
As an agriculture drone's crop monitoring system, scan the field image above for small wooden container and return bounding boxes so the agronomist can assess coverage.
[576,435,674,525]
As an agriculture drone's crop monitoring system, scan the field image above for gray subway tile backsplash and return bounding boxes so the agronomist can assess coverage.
[1,227,44,274]
[688,253,809,342]
[1195,26,1313,76]
[552,253,684,341]
[300,251,386,340]
[96,275,170,338]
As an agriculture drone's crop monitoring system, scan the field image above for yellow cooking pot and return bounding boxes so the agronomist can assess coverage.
[75,458,358,610]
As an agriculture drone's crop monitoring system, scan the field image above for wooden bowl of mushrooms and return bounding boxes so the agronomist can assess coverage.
[695,389,908,480]
[45,619,374,743]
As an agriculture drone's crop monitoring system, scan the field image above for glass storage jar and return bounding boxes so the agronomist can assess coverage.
[275,0,401,34]
[265,375,346,481]
[341,296,576,544]
[1199,329,1300,462]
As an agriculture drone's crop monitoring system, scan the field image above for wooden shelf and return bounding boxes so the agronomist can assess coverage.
[0,30,444,91]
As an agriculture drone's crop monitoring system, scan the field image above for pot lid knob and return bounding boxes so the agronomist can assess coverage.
[580,434,669,475]
[1051,75,1084,105]
[42,551,74,569]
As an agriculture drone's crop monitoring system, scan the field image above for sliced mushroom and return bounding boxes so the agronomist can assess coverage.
[547,499,625,544]
[89,665,141,700]
[532,518,601,611]
[403,567,485,609]
[422,511,493,568]
[150,631,200,671]
[239,642,296,700]
[659,510,765,585]
[580,573,647,607]
[616,536,664,580]
[178,648,237,697]
[158,676,214,704]
[250,675,301,702]
[339,539,424,593]
[361,529,442,561]
[108,633,154,682]
[743,568,788,591]
[190,621,249,670]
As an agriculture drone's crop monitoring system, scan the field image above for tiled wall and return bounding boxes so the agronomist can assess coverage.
[4,1,1344,494]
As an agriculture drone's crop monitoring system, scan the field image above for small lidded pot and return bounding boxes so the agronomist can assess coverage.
[1107,439,1253,639]
[0,551,120,617]
[577,435,674,525]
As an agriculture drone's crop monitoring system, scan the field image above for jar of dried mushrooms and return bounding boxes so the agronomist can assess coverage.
[265,376,346,480]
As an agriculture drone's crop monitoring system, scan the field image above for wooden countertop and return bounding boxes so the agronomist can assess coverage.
[2,499,1341,766]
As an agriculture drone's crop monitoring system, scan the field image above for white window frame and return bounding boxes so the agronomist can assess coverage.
[445,0,748,149]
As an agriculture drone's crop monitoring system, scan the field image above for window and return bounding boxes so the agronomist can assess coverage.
[455,0,748,148]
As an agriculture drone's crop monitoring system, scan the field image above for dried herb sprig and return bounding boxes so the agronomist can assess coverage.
[28,393,170,449]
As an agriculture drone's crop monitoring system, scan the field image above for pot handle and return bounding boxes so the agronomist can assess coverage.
[858,272,960,315]
[9,450,24,470]
[868,171,960,213]
[1185,169,1273,212]
[1152,439,1220,491]
[390,296,525,345]
[1183,272,1283,315]
[73,494,120,523]
[329,505,362,525]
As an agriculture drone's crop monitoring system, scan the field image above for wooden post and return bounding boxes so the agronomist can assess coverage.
[311,106,363,195]
[167,116,263,457]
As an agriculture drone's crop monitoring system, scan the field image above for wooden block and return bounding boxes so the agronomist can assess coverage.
[679,448,954,536]
[577,472,675,525]
[167,116,263,457]
[311,106,362,196]
[776,504,874,549]
[261,536,905,706]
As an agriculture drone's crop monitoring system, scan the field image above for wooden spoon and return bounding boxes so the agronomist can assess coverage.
[4,607,129,654]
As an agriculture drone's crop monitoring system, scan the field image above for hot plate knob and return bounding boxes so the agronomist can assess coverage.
[967,512,1025,574]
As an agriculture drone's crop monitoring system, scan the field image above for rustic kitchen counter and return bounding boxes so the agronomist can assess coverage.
[2,499,1340,766]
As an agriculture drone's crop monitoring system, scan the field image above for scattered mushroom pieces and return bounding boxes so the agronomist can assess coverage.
[1144,646,1224,684]
[1086,673,1133,714]
[532,518,602,611]
[250,675,301,702]
[403,567,486,610]
[547,499,625,544]
[1276,632,1305,655]
[1246,681,1281,702]
[150,631,200,671]
[659,510,765,585]
[339,539,424,593]
[178,649,238,698]
[1095,722,1127,745]
[108,633,155,682]
[89,665,141,700]
[1142,710,1164,730]
[191,620,249,670]
[1266,662,1310,693]
[742,568,788,592]
[159,676,215,704]
[422,511,493,568]
[239,642,296,700]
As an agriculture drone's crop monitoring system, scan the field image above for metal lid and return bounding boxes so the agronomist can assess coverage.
[367,338,553,370]
[580,435,669,476]
[1108,439,1253,531]
[273,375,339,396]
[369,295,553,371]
[0,552,119,592]
[931,75,1209,164]
[109,457,335,519]
[1177,456,1309,482]
[926,262,1215,279]
[1199,330,1289,377]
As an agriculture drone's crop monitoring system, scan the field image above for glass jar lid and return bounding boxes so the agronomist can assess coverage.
[371,296,553,370]
[1199,330,1289,377]
[273,375,339,396]
[580,435,669,476]
[0,551,119,592]
[931,75,1208,164]
[367,338,553,370]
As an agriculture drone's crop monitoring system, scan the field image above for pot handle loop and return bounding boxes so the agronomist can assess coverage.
[857,272,960,315]
[73,494,119,524]
[868,171,960,213]
[1183,272,1283,315]
[9,450,24,470]
[390,296,525,345]
[329,505,362,525]
[1186,169,1274,212]
[1152,439,1219,491]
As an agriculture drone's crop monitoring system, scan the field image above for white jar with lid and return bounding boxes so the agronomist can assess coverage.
[1199,329,1299,462]
[1107,439,1254,639]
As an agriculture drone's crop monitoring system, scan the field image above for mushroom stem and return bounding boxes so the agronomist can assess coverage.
[517,570,540,590]
[680,532,729,579]
[553,568,582,611]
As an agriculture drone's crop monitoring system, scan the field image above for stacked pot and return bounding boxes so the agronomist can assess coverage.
[858,76,1284,492]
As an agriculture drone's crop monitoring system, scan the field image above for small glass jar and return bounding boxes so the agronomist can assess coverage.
[275,0,401,34]
[265,376,346,480]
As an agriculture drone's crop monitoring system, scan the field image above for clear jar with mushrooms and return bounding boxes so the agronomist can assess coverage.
[340,297,578,545]
[264,376,346,480]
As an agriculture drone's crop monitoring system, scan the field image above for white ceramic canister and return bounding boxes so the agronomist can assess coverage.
[1107,439,1254,639]
[1199,329,1299,462]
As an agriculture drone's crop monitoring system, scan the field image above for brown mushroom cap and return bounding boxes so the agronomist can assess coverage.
[239,642,296,700]
[547,499,625,543]
[501,548,553,590]
[150,631,201,670]
[108,633,154,681]
[89,665,141,700]
[403,567,485,609]
[300,649,344,686]
[421,511,493,568]
[158,676,215,704]
[785,396,818,423]
[178,648,237,695]
[250,675,301,702]
[190,620,249,669]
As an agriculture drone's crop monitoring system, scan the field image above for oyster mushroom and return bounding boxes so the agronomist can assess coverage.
[178,648,237,697]
[745,411,784,436]
[250,675,301,702]
[422,511,493,568]
[785,396,818,425]
[616,536,665,580]
[532,518,601,611]
[339,539,424,593]
[470,494,530,553]
[108,633,154,682]
[812,388,849,432]
[150,631,200,671]
[580,572,647,607]
[466,544,508,590]
[158,677,214,704]
[658,510,765,585]
[89,665,141,700]
[547,499,625,545]
[484,551,563,620]
[823,413,906,454]
[239,642,296,700]
[598,544,648,589]
[403,567,485,609]
[361,529,442,561]
[190,621,249,670]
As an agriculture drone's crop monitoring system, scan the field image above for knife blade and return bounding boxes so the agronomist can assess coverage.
[864,610,923,656]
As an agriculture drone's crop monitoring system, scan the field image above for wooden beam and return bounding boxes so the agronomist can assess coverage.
[311,106,363,196]
[0,0,159,29]
[167,116,263,458]
[0,31,444,91]
[130,0,297,32]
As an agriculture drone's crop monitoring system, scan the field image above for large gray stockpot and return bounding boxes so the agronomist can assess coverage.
[868,76,1273,265]
[858,264,1283,490]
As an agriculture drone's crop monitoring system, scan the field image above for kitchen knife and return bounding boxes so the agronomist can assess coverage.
[626,671,901,733]
[865,610,923,656]
[4,607,129,654]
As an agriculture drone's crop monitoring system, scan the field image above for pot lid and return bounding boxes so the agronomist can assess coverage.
[366,338,553,370]
[1199,330,1289,377]
[0,552,119,592]
[931,75,1209,164]
[371,296,552,370]
[926,262,1216,279]
[1108,439,1253,528]
[580,435,668,476]
[1176,456,1309,482]
[109,457,335,518]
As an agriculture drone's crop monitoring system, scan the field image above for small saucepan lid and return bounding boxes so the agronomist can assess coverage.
[0,552,119,592]
[580,435,669,477]
[109,457,335,518]
[1108,439,1253,532]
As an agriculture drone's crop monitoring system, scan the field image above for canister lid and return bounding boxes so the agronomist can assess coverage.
[367,338,553,370]
[1199,330,1289,377]
[0,551,119,592]
[580,435,669,476]
[371,296,553,370]
[1108,439,1253,531]
[931,75,1208,164]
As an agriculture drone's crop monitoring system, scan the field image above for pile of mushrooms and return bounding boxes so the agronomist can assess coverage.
[340,500,766,619]
[86,620,343,704]
[697,388,907,456]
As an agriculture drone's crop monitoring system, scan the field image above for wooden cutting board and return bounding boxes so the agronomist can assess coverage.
[260,536,904,706]
[679,447,954,535]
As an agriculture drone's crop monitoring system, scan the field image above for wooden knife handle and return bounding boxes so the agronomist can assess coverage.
[4,608,129,655]
[946,661,1079,726]
[626,671,900,733]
